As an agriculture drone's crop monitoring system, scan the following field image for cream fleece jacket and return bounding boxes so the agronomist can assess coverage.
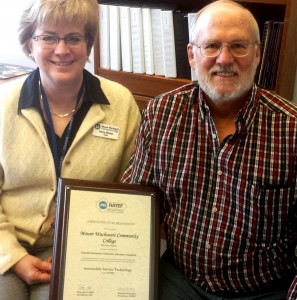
[0,75,141,273]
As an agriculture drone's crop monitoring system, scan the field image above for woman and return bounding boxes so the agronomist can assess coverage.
[0,0,141,298]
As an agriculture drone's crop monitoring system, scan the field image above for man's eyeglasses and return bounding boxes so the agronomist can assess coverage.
[192,41,258,58]
[32,35,87,49]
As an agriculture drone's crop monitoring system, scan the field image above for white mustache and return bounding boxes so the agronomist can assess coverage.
[210,67,239,76]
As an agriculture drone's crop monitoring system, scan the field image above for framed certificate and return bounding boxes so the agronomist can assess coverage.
[49,178,161,300]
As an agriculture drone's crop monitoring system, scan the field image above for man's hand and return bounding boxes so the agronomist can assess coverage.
[12,254,52,285]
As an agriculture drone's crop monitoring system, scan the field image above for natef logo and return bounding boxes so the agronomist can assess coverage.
[97,199,127,213]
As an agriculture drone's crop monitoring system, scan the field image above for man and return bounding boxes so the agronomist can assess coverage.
[122,0,297,299]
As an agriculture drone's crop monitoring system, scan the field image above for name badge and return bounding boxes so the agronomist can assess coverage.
[92,123,120,140]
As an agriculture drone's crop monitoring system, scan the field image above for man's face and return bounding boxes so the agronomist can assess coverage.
[188,6,261,103]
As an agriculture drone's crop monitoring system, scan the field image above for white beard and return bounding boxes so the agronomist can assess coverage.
[196,61,258,102]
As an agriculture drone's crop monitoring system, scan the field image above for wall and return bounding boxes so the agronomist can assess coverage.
[0,1,296,99]
[0,0,94,73]
[0,1,33,68]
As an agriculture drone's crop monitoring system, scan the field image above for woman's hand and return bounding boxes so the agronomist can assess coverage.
[12,254,52,285]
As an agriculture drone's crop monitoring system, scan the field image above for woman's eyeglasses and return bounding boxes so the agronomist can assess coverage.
[32,35,87,49]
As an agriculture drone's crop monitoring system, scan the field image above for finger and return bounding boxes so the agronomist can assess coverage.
[44,256,52,263]
[34,259,52,272]
[33,271,51,284]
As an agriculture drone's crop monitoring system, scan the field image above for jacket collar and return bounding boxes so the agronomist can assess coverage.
[18,68,110,113]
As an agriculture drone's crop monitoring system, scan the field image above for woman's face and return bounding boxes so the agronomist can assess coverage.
[30,19,88,88]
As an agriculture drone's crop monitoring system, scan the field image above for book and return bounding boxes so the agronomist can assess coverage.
[142,7,154,75]
[269,22,283,89]
[109,5,121,71]
[173,10,191,79]
[258,20,284,90]
[99,4,110,69]
[0,64,33,79]
[161,9,177,78]
[257,20,273,87]
[151,7,165,76]
[130,6,145,74]
[149,3,180,78]
[119,5,133,72]
[187,11,198,81]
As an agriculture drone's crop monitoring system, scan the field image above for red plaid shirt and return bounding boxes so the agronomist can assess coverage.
[122,82,297,295]
[288,276,297,299]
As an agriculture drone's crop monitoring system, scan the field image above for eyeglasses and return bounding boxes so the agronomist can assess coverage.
[192,41,257,58]
[32,35,87,49]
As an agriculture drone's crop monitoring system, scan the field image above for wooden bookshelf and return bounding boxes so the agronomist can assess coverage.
[95,0,297,107]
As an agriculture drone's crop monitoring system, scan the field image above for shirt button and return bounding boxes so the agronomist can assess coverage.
[218,170,223,176]
[212,133,216,138]
[212,207,217,213]
[205,275,210,280]
[206,243,211,250]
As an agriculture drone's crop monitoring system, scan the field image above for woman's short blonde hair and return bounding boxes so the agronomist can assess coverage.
[19,0,99,57]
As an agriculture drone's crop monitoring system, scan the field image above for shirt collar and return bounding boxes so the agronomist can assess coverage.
[18,68,110,113]
[238,84,258,123]
[197,87,209,120]
[197,84,258,127]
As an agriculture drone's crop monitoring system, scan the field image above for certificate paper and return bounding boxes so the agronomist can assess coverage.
[50,179,160,300]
